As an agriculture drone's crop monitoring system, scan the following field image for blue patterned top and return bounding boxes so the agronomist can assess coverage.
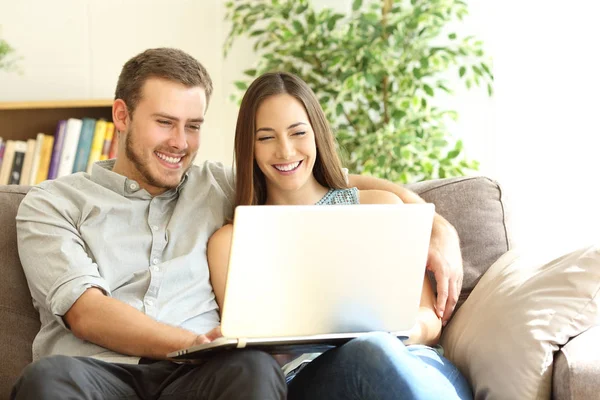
[315,187,359,205]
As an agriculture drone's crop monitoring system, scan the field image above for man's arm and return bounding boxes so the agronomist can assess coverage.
[348,174,463,325]
[16,186,218,360]
[64,288,218,359]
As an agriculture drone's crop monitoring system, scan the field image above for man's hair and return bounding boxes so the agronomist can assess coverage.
[234,72,347,207]
[114,48,213,116]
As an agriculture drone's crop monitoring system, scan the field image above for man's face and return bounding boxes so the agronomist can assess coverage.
[115,78,206,195]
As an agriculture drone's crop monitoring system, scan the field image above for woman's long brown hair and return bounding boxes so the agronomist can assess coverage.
[234,72,348,208]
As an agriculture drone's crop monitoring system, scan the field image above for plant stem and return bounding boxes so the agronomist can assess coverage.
[381,0,393,125]
[343,109,359,133]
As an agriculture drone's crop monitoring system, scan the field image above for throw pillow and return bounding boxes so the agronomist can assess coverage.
[441,244,600,399]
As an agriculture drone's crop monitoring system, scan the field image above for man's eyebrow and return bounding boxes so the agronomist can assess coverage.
[151,113,204,123]
[255,121,307,133]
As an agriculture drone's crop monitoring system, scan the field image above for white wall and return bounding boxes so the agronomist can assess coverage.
[0,0,247,165]
[1,0,598,250]
[492,0,600,251]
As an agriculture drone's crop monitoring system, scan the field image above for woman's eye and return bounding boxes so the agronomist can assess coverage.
[293,131,306,136]
[257,136,273,142]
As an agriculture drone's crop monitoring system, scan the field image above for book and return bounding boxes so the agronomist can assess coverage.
[86,119,107,173]
[0,138,4,167]
[99,122,115,161]
[56,118,83,178]
[72,118,97,173]
[35,135,55,184]
[27,134,45,185]
[0,140,15,185]
[19,139,37,185]
[9,141,28,185]
[47,120,68,180]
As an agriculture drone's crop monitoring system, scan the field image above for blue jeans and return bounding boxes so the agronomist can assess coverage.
[287,332,472,400]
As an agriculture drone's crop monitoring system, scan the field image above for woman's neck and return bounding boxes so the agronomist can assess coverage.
[265,177,330,205]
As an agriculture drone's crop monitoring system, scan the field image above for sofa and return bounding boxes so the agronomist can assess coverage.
[0,176,598,399]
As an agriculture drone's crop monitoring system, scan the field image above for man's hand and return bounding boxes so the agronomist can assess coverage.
[427,215,463,326]
[193,325,223,345]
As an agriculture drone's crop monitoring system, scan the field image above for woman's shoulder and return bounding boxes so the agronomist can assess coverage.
[208,223,234,247]
[358,189,403,205]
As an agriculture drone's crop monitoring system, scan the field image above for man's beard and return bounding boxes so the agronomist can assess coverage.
[124,128,194,191]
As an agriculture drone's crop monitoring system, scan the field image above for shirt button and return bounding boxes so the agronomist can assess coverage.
[129,182,137,190]
[151,225,158,231]
[152,258,159,265]
[145,299,154,306]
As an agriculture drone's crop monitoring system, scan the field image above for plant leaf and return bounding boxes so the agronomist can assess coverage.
[352,0,363,12]
[292,20,304,33]
[423,84,434,96]
[234,81,248,90]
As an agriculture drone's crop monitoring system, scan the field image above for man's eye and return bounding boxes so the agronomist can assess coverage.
[158,120,172,126]
[187,125,201,131]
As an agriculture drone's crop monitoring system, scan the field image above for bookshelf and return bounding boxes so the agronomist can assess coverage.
[0,99,113,141]
[0,100,116,185]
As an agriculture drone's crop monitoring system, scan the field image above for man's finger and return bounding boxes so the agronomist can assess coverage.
[195,335,210,345]
[206,326,222,341]
[435,276,450,320]
[443,277,459,326]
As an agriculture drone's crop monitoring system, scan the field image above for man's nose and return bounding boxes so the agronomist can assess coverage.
[168,125,188,150]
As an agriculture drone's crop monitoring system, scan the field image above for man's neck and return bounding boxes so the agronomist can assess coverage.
[112,158,168,197]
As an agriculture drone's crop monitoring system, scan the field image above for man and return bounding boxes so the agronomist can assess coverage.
[12,48,463,399]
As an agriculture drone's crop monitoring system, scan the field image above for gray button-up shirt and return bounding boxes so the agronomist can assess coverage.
[16,160,235,364]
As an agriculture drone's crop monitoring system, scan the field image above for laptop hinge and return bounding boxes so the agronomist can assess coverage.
[237,338,247,349]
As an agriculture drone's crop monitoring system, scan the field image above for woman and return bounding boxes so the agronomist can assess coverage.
[207,72,472,400]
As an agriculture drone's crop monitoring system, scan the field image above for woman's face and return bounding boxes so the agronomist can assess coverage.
[253,93,318,194]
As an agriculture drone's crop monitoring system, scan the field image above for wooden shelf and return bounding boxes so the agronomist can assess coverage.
[0,100,113,142]
[0,99,113,110]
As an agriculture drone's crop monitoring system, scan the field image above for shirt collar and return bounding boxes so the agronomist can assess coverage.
[90,160,190,198]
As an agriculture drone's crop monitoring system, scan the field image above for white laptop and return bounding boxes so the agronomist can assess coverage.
[168,203,434,361]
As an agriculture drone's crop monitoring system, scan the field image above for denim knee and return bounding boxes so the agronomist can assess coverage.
[344,331,407,365]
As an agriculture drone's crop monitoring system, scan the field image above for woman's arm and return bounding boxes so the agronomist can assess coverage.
[404,276,442,346]
[358,189,442,346]
[207,224,234,311]
[358,189,403,205]
[351,174,464,326]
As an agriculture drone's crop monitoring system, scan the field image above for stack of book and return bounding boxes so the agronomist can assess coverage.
[0,118,117,185]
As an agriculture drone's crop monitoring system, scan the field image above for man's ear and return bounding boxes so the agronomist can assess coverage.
[112,99,130,133]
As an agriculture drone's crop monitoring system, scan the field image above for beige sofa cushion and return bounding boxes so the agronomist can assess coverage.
[441,245,600,400]
[0,186,39,398]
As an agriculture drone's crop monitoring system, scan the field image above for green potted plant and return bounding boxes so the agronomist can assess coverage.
[224,0,493,183]
[0,31,19,72]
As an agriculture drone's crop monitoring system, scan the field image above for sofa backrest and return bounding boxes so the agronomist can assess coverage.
[407,176,514,309]
[0,185,39,397]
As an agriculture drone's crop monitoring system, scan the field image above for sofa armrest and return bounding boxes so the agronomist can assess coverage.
[553,326,600,400]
